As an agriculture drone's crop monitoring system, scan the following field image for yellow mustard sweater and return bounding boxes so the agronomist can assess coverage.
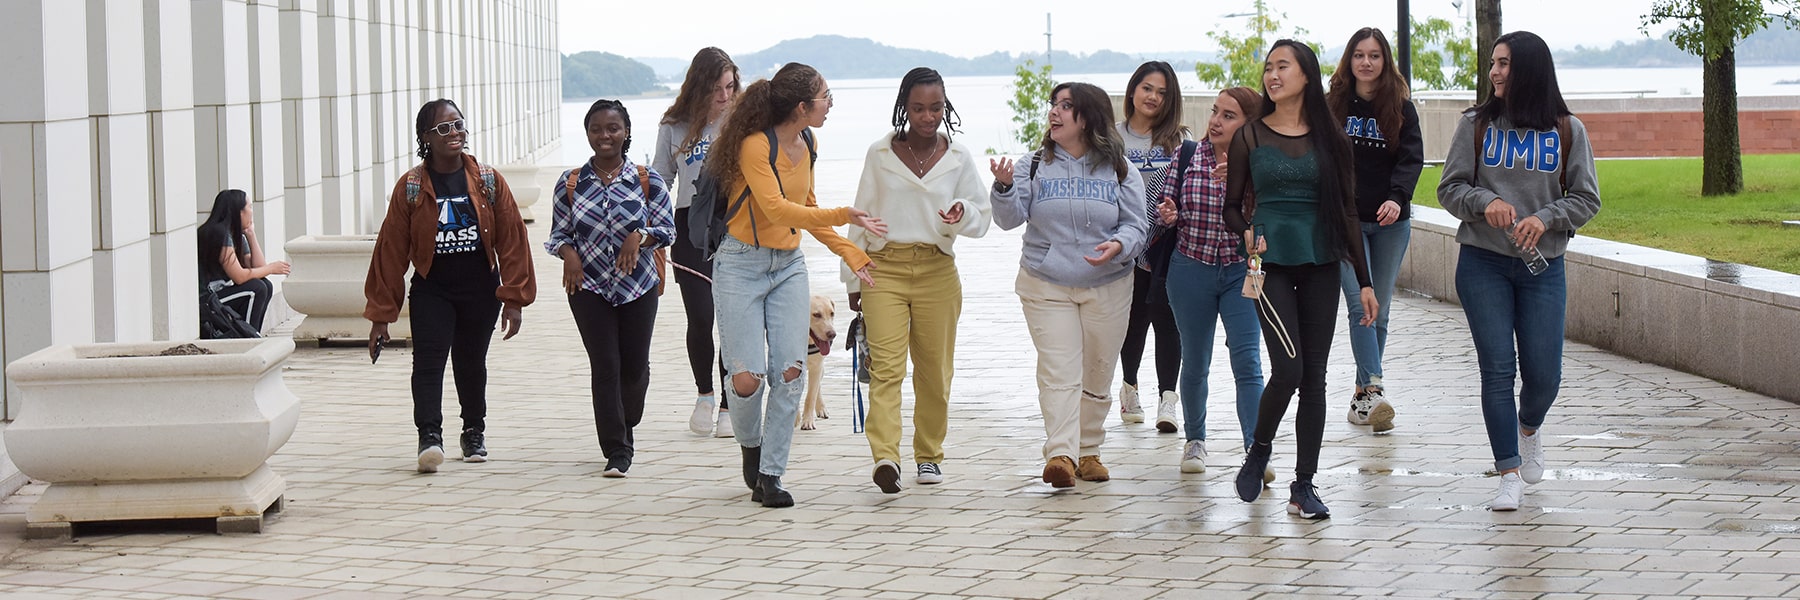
[728,131,871,271]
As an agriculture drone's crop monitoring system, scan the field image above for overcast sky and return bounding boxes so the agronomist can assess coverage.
[559,0,1674,60]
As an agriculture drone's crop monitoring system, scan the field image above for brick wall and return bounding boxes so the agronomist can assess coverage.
[1579,110,1800,157]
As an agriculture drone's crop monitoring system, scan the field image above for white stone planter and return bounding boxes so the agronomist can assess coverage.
[499,164,543,223]
[4,338,301,537]
[284,234,409,342]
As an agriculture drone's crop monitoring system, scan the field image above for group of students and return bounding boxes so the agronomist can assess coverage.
[322,27,1598,516]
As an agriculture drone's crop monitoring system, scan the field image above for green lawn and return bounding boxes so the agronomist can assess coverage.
[1414,154,1800,275]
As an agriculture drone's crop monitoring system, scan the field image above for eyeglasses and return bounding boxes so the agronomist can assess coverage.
[1051,100,1076,113]
[428,119,467,137]
[811,90,834,104]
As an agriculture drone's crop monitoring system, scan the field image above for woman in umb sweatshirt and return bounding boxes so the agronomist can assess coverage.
[846,67,992,494]
[989,81,1147,490]
[1437,31,1600,512]
[1325,28,1424,434]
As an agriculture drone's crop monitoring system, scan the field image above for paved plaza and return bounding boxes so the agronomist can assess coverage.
[2,213,1798,599]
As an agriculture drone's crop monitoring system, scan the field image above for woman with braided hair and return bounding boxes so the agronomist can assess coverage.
[846,67,992,494]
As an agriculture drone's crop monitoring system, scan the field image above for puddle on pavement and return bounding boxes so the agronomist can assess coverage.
[1336,466,1681,482]
[1715,521,1800,534]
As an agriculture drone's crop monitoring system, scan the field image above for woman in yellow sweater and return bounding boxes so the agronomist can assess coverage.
[709,63,887,508]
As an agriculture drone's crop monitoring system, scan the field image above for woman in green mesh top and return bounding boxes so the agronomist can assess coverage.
[1222,40,1378,520]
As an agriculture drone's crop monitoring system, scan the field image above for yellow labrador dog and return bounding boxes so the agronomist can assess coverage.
[798,295,836,430]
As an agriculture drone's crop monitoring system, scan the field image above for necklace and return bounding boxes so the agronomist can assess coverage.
[899,137,941,177]
[592,158,625,184]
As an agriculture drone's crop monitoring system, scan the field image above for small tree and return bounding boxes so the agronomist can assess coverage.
[1410,16,1479,91]
[1643,0,1800,196]
[1476,0,1503,103]
[1007,59,1056,149]
[1195,0,1330,90]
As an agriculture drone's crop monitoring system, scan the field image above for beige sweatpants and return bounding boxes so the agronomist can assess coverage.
[1015,268,1135,461]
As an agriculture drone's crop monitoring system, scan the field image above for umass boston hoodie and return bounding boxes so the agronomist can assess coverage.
[1343,95,1425,223]
[1437,113,1601,259]
[991,146,1148,289]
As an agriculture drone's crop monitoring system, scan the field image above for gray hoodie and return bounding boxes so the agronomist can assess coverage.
[651,121,720,210]
[991,146,1148,288]
[1437,113,1601,258]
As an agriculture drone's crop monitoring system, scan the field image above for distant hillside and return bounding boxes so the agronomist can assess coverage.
[1562,27,1800,67]
[562,52,656,98]
[632,36,1211,81]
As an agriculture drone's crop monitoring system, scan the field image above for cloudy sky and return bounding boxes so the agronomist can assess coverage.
[560,0,1675,60]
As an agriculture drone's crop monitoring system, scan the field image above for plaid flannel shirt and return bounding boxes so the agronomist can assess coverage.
[545,159,675,305]
[1160,139,1245,266]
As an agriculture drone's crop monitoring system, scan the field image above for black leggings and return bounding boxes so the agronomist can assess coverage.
[1120,268,1181,392]
[570,290,658,460]
[216,277,274,332]
[672,208,726,406]
[408,275,501,435]
[1249,262,1341,477]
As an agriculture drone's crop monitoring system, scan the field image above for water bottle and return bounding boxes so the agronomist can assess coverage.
[1511,221,1549,276]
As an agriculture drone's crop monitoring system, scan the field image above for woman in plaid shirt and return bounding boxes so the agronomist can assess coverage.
[546,99,677,478]
[1152,87,1271,480]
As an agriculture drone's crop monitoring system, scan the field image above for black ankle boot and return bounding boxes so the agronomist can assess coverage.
[741,446,762,503]
[757,473,794,508]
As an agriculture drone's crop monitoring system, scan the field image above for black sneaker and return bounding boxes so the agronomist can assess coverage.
[1236,443,1271,502]
[417,431,445,473]
[602,456,630,478]
[1286,480,1331,520]
[460,428,488,463]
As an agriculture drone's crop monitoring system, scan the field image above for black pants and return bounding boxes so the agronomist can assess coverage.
[1120,268,1181,392]
[672,208,726,406]
[409,274,501,435]
[570,289,658,460]
[1249,262,1340,477]
[216,277,274,332]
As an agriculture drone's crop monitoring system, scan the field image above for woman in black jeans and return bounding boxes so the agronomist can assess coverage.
[365,98,537,474]
[549,99,676,477]
[1223,41,1378,519]
[197,189,290,336]
[653,47,740,437]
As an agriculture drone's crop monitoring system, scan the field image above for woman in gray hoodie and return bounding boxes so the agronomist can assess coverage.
[988,82,1148,489]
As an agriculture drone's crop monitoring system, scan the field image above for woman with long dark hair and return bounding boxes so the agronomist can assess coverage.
[653,47,741,438]
[848,67,991,493]
[1326,27,1425,434]
[710,63,887,508]
[1115,61,1188,432]
[1438,31,1599,511]
[549,99,676,477]
[365,98,537,474]
[197,189,290,335]
[989,82,1147,489]
[1225,40,1378,519]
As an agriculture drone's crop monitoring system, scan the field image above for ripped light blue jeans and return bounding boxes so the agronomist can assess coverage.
[712,236,810,477]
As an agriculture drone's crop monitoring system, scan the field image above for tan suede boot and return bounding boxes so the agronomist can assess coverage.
[1041,456,1076,488]
[1076,455,1110,482]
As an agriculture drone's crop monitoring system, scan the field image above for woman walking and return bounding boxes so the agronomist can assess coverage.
[848,67,992,493]
[548,99,676,478]
[1153,87,1270,477]
[653,47,741,438]
[198,189,290,336]
[365,98,537,473]
[1115,61,1188,432]
[989,82,1147,488]
[1326,28,1424,434]
[1225,41,1378,519]
[1437,31,1599,511]
[711,63,887,508]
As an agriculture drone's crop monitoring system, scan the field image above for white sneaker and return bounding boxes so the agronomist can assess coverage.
[713,409,735,438]
[1180,440,1207,473]
[1347,389,1374,425]
[1155,390,1180,433]
[1119,383,1144,423]
[417,445,444,474]
[689,395,716,436]
[1365,387,1395,433]
[1490,472,1525,511]
[1519,426,1546,484]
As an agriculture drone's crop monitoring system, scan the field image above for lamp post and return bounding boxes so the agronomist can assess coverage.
[1222,1,1267,61]
[1398,0,1413,82]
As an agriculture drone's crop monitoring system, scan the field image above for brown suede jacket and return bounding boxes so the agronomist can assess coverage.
[363,154,537,323]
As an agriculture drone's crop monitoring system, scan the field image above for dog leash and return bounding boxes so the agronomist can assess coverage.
[671,261,711,284]
[850,314,867,434]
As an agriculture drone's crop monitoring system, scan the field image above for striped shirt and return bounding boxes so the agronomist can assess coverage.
[544,158,676,305]
[1160,139,1244,266]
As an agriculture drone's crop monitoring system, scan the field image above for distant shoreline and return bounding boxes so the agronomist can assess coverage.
[564,89,674,103]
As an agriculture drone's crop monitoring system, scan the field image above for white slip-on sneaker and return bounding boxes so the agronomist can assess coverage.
[1155,390,1180,433]
[1519,425,1546,484]
[713,409,735,438]
[1490,472,1525,511]
[689,395,715,436]
[1180,440,1207,473]
[1119,383,1144,423]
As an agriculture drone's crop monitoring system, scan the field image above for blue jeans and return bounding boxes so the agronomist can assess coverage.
[1164,253,1263,446]
[1455,244,1566,472]
[712,237,810,477]
[1339,219,1411,388]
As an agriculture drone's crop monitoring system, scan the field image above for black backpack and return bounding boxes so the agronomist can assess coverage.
[689,127,816,259]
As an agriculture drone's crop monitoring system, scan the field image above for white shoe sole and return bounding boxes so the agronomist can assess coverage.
[1368,401,1395,433]
[417,446,445,473]
[462,454,487,463]
[602,468,627,478]
[1180,460,1206,474]
[1121,411,1145,424]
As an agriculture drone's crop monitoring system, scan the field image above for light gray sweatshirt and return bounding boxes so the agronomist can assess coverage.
[1437,113,1601,258]
[991,146,1148,288]
[651,120,720,210]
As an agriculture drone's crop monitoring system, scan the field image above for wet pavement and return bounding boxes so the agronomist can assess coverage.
[2,211,1797,599]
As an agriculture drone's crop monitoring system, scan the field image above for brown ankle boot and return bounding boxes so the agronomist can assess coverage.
[1042,456,1076,488]
[1076,455,1110,482]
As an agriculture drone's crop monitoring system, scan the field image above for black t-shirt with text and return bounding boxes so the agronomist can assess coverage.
[423,169,492,288]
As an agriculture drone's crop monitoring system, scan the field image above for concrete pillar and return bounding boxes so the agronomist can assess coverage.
[144,0,200,341]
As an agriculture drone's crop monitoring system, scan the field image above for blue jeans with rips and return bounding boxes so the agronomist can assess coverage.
[1455,244,1566,472]
[712,236,810,477]
[1164,253,1264,447]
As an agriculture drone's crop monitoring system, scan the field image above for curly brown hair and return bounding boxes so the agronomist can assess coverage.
[707,63,822,187]
[659,47,739,153]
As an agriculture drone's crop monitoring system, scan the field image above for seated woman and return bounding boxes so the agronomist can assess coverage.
[198,189,290,336]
